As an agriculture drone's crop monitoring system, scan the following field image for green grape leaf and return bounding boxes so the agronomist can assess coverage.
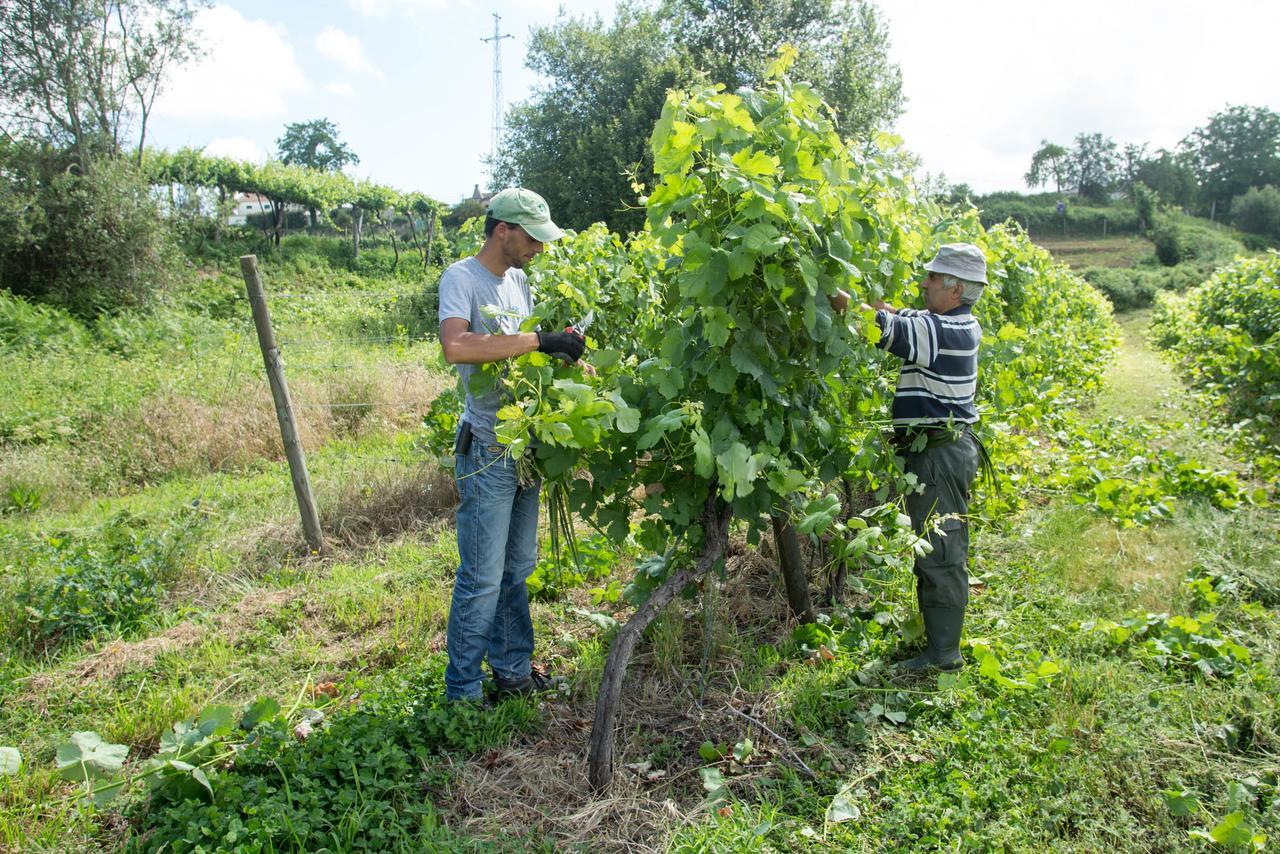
[827,790,861,823]
[56,732,128,782]
[240,697,281,732]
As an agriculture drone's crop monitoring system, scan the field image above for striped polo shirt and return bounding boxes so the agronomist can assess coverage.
[875,305,982,427]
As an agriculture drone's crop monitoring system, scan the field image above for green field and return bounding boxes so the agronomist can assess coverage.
[1030,235,1154,269]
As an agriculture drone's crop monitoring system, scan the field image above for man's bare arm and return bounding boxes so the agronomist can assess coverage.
[439,317,540,365]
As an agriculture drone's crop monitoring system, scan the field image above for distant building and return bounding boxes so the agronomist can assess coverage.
[469,184,496,206]
[227,193,273,225]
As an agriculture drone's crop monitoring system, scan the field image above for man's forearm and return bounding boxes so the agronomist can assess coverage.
[442,331,540,364]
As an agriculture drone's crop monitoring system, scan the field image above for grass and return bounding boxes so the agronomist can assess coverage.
[1031,234,1154,269]
[2,239,1277,851]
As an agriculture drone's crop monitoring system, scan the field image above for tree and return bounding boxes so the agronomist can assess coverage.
[1230,185,1280,241]
[1064,133,1119,203]
[276,118,360,172]
[1134,148,1197,209]
[495,0,903,232]
[1182,105,1280,218]
[493,3,690,232]
[667,0,902,139]
[275,118,359,226]
[444,197,486,228]
[1119,142,1147,197]
[0,0,204,165]
[1132,181,1157,232]
[1024,141,1068,193]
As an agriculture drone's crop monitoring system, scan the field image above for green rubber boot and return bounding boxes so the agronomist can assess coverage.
[897,606,965,672]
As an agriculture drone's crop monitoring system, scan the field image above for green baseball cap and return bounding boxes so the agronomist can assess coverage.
[487,188,565,243]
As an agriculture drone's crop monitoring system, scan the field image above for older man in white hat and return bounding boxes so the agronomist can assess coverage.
[861,242,987,671]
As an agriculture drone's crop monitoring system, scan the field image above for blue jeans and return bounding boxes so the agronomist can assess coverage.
[444,437,540,701]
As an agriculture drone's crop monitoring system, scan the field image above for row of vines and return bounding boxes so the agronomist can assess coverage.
[145,148,446,254]
[1151,251,1280,479]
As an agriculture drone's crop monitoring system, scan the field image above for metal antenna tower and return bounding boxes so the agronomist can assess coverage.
[481,13,513,173]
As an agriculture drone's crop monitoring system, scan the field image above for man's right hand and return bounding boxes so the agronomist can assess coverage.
[537,330,586,362]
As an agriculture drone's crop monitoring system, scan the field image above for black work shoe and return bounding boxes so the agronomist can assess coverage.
[445,694,493,711]
[491,667,566,698]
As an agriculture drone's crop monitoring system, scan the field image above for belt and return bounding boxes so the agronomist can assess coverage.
[887,423,970,452]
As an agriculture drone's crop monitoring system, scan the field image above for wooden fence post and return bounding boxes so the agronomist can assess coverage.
[240,255,326,555]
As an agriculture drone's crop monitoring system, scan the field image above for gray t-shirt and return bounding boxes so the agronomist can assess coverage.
[437,256,534,444]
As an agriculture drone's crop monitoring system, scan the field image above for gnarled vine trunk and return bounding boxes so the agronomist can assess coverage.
[587,494,732,792]
[771,513,815,623]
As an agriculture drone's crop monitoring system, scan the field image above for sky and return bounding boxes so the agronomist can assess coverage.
[148,0,1280,204]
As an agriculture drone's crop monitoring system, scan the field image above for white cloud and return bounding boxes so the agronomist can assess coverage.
[327,82,356,98]
[345,0,447,16]
[155,6,307,120]
[202,136,268,163]
[314,26,383,78]
[881,0,1280,193]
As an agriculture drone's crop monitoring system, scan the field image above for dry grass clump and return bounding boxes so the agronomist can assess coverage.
[317,463,457,548]
[0,443,86,510]
[111,365,446,481]
[0,364,450,509]
[229,461,457,574]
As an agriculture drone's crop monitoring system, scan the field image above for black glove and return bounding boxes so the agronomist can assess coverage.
[536,330,585,362]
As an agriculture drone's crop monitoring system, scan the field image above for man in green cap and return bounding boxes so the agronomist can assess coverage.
[437,187,586,702]
[860,242,988,672]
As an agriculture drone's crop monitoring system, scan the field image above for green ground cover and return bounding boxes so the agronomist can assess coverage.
[1030,235,1153,269]
[1,234,1276,852]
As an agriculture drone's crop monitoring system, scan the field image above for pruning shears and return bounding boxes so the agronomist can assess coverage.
[566,309,595,338]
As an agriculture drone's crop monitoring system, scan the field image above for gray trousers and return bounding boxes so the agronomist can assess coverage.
[903,431,980,609]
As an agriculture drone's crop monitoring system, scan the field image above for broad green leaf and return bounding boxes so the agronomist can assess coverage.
[728,247,755,279]
[826,790,861,823]
[699,766,729,801]
[796,493,841,535]
[1208,811,1253,847]
[91,779,125,807]
[615,406,641,434]
[56,732,128,782]
[731,148,779,179]
[692,428,714,477]
[191,766,215,800]
[0,747,20,776]
[716,442,758,500]
[766,466,807,496]
[705,312,731,347]
[240,697,281,732]
[1161,788,1200,817]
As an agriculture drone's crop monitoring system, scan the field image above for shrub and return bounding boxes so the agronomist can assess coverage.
[0,290,89,351]
[1081,262,1215,312]
[1231,185,1280,241]
[1133,182,1159,232]
[11,512,198,649]
[1152,218,1188,265]
[0,143,180,318]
